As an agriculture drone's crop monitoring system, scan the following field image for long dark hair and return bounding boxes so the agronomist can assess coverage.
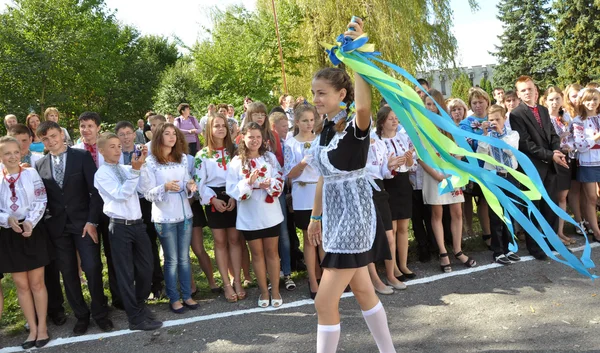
[313,68,354,133]
[151,123,188,164]
[238,122,267,169]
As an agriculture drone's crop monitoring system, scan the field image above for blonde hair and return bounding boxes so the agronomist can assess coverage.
[447,98,468,121]
[269,112,287,126]
[44,107,60,120]
[467,87,490,108]
[577,88,600,120]
[487,104,506,118]
[563,83,582,118]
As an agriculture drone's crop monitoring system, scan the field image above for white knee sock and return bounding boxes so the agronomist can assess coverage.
[317,323,341,353]
[362,301,396,353]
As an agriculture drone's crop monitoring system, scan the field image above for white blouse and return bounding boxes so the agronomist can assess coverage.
[367,137,393,180]
[381,131,415,173]
[141,155,194,223]
[226,152,284,231]
[0,168,47,228]
[573,115,600,167]
[194,147,233,205]
[283,137,320,210]
[94,163,146,220]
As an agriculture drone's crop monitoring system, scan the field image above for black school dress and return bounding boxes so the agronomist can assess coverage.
[310,112,390,269]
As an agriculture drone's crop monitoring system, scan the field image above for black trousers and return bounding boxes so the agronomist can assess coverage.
[489,174,519,257]
[411,190,436,252]
[50,231,108,321]
[98,214,122,306]
[525,168,559,255]
[108,221,153,325]
[45,259,65,317]
[140,197,164,291]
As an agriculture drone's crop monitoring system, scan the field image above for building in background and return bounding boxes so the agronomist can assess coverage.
[418,65,496,98]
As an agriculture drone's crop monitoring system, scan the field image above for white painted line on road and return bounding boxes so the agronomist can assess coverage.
[1,242,597,353]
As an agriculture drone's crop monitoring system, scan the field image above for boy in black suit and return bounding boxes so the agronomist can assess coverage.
[35,121,113,335]
[509,75,569,259]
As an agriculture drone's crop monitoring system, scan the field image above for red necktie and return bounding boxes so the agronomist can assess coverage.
[84,143,98,167]
[529,106,543,129]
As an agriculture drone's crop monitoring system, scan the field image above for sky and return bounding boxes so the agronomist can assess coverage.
[0,0,502,67]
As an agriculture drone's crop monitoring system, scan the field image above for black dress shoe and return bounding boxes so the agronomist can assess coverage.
[400,270,417,280]
[129,319,163,331]
[73,318,90,336]
[532,252,548,260]
[50,312,67,326]
[21,340,36,349]
[395,274,406,282]
[96,318,114,332]
[35,335,51,348]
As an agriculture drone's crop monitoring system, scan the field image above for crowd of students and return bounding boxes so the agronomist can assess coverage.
[1,30,600,353]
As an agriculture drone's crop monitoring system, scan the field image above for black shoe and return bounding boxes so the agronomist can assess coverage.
[506,251,521,262]
[400,270,417,280]
[395,274,406,282]
[182,301,199,310]
[35,335,51,348]
[21,340,36,349]
[96,318,114,332]
[494,254,511,265]
[170,303,187,314]
[129,319,163,331]
[73,318,90,336]
[143,306,157,321]
[532,252,547,260]
[49,312,67,326]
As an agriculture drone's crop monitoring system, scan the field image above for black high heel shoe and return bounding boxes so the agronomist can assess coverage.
[454,251,477,268]
[400,270,417,280]
[439,253,452,273]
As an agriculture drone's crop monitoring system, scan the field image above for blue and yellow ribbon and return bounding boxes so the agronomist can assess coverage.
[322,33,596,278]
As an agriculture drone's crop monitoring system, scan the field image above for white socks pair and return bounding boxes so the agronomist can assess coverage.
[316,301,396,353]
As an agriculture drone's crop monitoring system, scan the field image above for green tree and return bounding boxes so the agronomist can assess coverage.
[256,0,476,100]
[480,77,494,99]
[492,0,556,88]
[552,0,600,86]
[153,58,200,116]
[451,73,472,103]
[0,0,178,130]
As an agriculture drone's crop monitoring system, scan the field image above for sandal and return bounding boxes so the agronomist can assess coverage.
[271,294,283,308]
[233,281,247,300]
[439,253,452,273]
[223,284,238,303]
[454,251,477,268]
[284,275,296,291]
[258,294,270,308]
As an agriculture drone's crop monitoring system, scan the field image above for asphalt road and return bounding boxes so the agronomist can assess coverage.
[2,242,600,353]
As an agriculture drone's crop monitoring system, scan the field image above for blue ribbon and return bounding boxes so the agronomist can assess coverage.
[325,34,596,278]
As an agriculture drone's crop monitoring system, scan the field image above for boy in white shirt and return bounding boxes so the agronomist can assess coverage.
[95,132,162,331]
[477,105,521,266]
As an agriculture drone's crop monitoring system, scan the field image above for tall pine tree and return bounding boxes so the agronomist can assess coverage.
[552,0,600,86]
[492,0,555,88]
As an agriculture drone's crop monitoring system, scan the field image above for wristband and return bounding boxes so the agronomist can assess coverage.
[310,215,322,222]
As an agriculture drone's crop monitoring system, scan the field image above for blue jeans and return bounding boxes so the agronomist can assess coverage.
[278,190,291,276]
[155,219,193,304]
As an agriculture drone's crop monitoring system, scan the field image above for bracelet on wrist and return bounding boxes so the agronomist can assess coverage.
[310,215,322,222]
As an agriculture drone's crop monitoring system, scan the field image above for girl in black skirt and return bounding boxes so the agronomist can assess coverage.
[307,18,396,353]
[226,123,285,308]
[283,103,321,298]
[377,106,416,279]
[195,114,245,302]
[0,136,51,348]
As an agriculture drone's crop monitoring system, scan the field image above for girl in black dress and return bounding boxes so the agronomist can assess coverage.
[307,18,396,353]
[0,136,51,348]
